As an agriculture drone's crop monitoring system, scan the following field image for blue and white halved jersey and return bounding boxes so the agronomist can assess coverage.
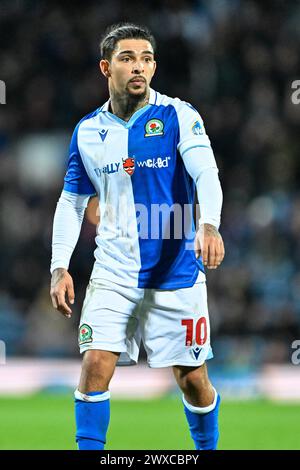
[64,88,212,289]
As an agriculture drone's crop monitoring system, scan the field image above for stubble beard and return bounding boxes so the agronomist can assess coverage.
[109,81,150,120]
[123,83,148,109]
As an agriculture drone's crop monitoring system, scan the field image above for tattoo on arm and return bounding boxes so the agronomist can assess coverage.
[203,223,220,237]
[51,268,67,286]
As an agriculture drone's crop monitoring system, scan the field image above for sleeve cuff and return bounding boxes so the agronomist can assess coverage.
[50,262,69,275]
[198,218,220,230]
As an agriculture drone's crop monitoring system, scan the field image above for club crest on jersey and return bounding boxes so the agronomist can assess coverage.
[145,119,164,137]
[79,324,93,345]
[123,157,135,176]
[192,121,204,136]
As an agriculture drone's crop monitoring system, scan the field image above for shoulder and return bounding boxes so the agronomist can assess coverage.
[70,106,104,147]
[75,106,103,132]
[68,106,103,152]
[152,90,200,117]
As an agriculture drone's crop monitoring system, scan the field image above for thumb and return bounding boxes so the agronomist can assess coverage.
[194,233,202,259]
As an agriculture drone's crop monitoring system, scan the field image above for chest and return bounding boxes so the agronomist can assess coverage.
[79,110,180,184]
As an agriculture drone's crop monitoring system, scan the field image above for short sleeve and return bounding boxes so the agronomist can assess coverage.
[176,102,212,157]
[63,123,96,196]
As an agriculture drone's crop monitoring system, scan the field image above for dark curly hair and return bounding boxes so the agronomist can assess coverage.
[100,22,156,61]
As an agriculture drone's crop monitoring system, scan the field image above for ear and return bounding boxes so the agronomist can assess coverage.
[99,59,111,78]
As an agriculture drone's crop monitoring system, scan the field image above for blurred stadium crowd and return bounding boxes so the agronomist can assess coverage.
[0,0,300,367]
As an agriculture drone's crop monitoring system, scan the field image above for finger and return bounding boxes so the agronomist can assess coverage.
[56,291,72,317]
[207,241,217,269]
[67,282,75,305]
[57,303,72,318]
[194,235,201,259]
[50,292,58,309]
[201,239,209,266]
[216,240,225,263]
[213,240,225,267]
[59,310,71,318]
[221,240,225,258]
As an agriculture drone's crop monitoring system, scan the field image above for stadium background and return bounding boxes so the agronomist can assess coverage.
[0,0,300,449]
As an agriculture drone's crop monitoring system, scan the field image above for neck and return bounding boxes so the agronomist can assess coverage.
[109,87,150,122]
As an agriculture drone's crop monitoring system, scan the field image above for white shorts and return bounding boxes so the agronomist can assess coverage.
[78,277,213,368]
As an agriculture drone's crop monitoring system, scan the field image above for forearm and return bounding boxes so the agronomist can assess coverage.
[196,168,223,229]
[181,146,223,229]
[50,190,90,273]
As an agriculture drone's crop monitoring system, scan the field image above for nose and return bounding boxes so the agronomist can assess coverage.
[132,61,144,74]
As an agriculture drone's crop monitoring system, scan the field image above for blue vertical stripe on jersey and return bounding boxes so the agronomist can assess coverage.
[128,104,204,289]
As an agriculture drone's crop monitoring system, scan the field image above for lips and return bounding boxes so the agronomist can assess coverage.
[129,78,146,84]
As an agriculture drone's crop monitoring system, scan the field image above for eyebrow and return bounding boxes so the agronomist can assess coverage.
[117,50,154,56]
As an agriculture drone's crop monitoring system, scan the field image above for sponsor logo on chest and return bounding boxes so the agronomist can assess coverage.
[94,162,120,176]
[93,156,171,177]
[136,156,171,168]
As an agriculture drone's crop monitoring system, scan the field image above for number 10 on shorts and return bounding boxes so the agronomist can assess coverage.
[181,317,207,347]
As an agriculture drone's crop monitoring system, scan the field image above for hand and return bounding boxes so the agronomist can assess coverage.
[50,268,75,318]
[85,196,100,226]
[194,223,225,269]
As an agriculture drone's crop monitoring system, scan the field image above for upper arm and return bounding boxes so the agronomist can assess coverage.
[176,102,218,180]
[176,102,212,157]
[63,123,96,196]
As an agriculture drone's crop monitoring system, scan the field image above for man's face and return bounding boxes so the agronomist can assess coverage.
[100,39,156,98]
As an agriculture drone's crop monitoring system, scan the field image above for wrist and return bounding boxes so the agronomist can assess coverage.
[199,219,220,230]
[51,267,68,277]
